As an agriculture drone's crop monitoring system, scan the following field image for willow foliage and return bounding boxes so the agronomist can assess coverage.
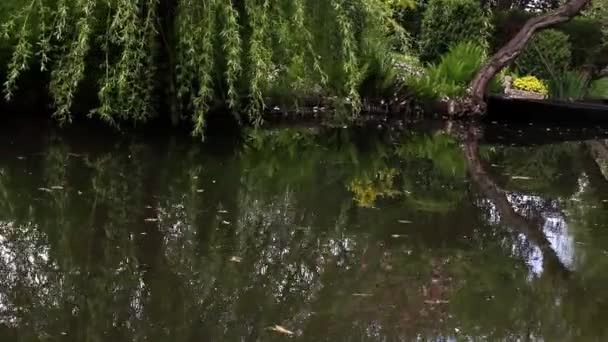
[0,0,411,135]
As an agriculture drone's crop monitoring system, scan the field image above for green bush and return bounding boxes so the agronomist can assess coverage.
[418,0,491,62]
[560,18,605,68]
[514,29,572,81]
[544,71,608,101]
[407,41,500,99]
[490,10,531,53]
[492,11,604,69]
[587,77,608,100]
[546,71,589,101]
[393,0,429,46]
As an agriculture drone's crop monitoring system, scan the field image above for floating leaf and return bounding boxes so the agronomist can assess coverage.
[511,176,533,180]
[268,325,294,336]
[230,256,242,263]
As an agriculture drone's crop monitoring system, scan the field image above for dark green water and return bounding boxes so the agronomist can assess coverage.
[1,120,608,341]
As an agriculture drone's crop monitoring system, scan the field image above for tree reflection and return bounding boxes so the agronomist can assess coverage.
[0,125,608,340]
[460,125,571,279]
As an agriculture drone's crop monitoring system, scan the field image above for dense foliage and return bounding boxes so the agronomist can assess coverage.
[588,77,608,99]
[0,0,606,129]
[407,41,502,100]
[492,10,607,70]
[0,0,413,134]
[418,0,491,62]
[546,71,590,100]
[514,29,572,81]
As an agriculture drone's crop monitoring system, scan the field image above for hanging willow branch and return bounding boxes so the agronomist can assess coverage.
[0,0,402,134]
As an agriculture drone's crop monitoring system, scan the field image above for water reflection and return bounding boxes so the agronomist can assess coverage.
[1,122,608,340]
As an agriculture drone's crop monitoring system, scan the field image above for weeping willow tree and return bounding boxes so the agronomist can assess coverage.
[0,0,412,135]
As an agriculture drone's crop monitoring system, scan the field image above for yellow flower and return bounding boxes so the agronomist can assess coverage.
[513,76,548,95]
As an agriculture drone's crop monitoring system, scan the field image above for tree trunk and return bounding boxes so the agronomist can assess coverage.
[468,0,592,114]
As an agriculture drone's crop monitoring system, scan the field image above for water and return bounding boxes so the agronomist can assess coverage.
[1,120,608,341]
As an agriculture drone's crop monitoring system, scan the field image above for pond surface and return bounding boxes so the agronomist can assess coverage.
[1,120,608,341]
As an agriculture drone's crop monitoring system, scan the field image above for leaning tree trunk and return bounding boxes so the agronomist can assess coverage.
[467,0,592,114]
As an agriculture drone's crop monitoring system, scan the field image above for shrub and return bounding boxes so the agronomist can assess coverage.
[490,10,532,53]
[418,0,491,62]
[544,73,608,101]
[587,77,608,100]
[357,38,402,99]
[546,71,589,101]
[407,41,500,99]
[393,0,428,43]
[513,76,548,95]
[560,18,605,68]
[492,11,603,69]
[514,29,572,81]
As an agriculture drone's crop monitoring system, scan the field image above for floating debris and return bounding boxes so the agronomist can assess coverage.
[37,187,53,193]
[144,218,159,222]
[196,189,205,193]
[50,186,64,190]
[398,220,412,224]
[511,176,533,180]
[229,256,242,263]
[221,220,230,225]
[424,299,449,305]
[268,325,294,336]
[391,234,407,238]
[352,293,372,297]
[218,210,228,214]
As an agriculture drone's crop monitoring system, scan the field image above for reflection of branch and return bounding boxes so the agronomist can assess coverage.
[586,140,608,182]
[460,126,571,278]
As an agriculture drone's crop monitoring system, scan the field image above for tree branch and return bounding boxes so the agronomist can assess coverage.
[468,0,592,113]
